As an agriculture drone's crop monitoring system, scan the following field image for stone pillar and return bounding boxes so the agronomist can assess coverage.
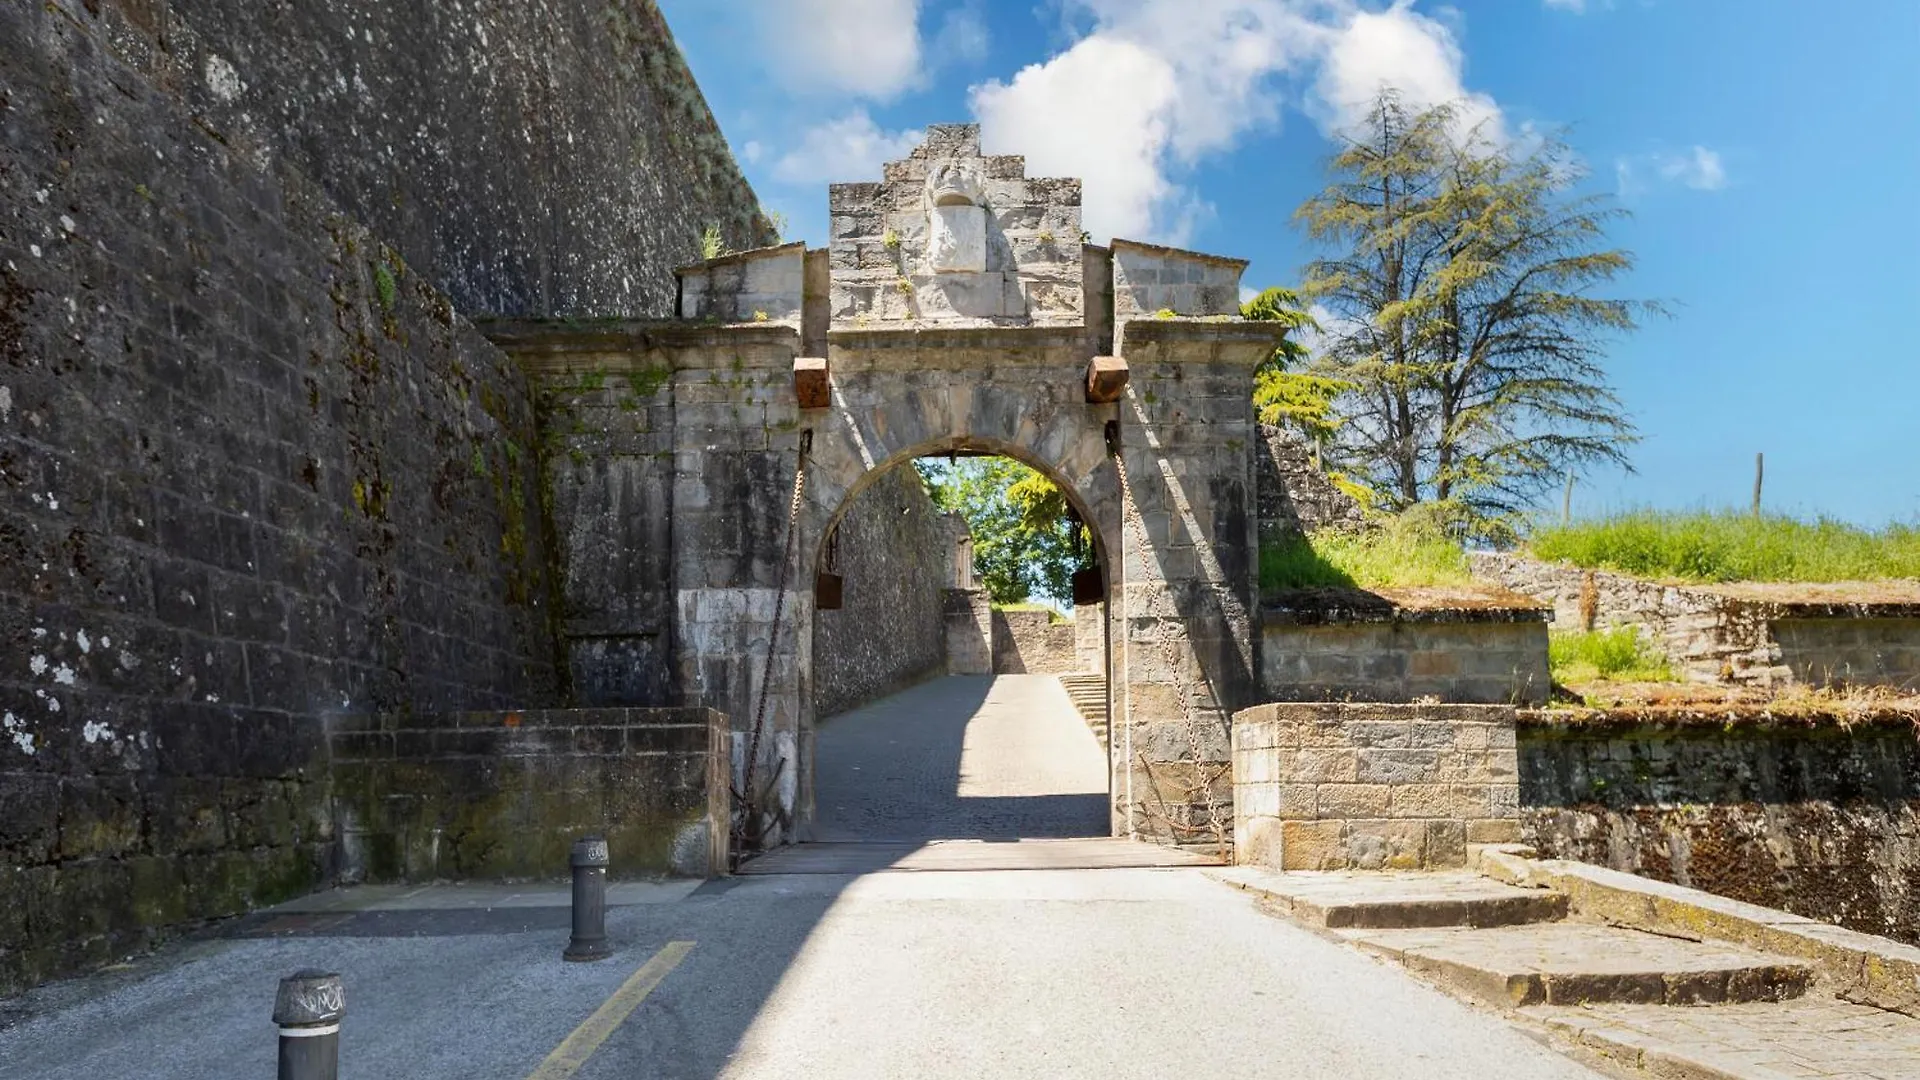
[1109,319,1271,849]
[1231,703,1522,871]
[1073,602,1104,673]
[666,329,810,847]
[944,588,993,675]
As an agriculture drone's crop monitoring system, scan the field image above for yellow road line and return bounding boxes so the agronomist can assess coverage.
[526,941,696,1080]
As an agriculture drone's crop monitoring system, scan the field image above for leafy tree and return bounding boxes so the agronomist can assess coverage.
[915,457,1089,605]
[1240,285,1352,452]
[1297,90,1658,539]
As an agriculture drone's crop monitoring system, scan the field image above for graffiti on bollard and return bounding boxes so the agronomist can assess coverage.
[564,835,612,962]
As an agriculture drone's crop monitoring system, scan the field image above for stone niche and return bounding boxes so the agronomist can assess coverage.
[827,123,1085,326]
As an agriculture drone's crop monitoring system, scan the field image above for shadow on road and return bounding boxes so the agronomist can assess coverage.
[0,674,1120,1080]
[808,673,1111,842]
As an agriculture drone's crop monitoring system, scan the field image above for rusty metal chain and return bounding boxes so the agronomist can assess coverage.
[1111,443,1228,855]
[734,429,811,857]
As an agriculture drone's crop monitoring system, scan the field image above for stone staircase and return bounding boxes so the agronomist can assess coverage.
[1215,869,1812,1010]
[1206,867,1920,1079]
[1056,673,1108,751]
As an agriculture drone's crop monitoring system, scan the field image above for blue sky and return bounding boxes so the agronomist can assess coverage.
[659,0,1920,527]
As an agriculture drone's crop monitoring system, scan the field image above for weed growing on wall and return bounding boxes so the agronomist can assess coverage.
[1549,626,1674,684]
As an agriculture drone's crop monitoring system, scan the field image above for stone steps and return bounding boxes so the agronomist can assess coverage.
[1215,864,1849,1079]
[1056,674,1108,752]
[1208,867,1568,929]
[1343,923,1813,1009]
[1531,997,1920,1080]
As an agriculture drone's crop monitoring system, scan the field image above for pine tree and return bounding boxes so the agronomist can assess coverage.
[1297,90,1658,539]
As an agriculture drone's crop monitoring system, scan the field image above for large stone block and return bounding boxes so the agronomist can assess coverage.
[1280,820,1346,871]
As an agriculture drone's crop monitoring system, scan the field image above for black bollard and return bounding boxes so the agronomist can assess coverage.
[273,969,344,1080]
[564,834,612,962]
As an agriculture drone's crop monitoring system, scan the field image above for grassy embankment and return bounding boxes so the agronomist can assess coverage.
[1259,515,1475,590]
[1530,510,1920,583]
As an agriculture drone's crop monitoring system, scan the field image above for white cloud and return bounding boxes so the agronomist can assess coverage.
[1313,3,1506,143]
[1294,301,1348,359]
[966,1,1509,243]
[1616,145,1728,197]
[754,0,924,100]
[772,111,925,185]
[1657,145,1727,191]
[1543,0,1586,11]
[1614,157,1641,198]
[971,36,1181,241]
[933,2,991,64]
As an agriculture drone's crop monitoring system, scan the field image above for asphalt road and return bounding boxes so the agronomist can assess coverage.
[0,868,1606,1080]
[811,674,1111,841]
[0,677,1606,1078]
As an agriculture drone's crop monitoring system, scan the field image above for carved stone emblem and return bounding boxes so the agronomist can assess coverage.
[926,159,987,274]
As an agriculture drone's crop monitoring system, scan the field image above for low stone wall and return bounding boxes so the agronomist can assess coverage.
[1261,592,1551,705]
[1518,710,1920,945]
[1232,703,1521,871]
[1472,552,1920,690]
[330,708,728,882]
[1774,617,1920,692]
[991,609,1083,674]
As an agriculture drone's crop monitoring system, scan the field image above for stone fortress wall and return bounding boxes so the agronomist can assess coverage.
[813,467,964,719]
[1519,712,1920,946]
[0,0,762,994]
[96,0,772,318]
[990,609,1082,674]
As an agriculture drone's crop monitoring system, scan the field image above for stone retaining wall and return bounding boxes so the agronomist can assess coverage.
[330,708,728,882]
[1518,711,1920,946]
[1253,424,1367,541]
[1774,618,1920,692]
[1260,595,1551,705]
[1232,703,1521,871]
[1471,552,1920,691]
[991,609,1082,674]
[1,1,593,994]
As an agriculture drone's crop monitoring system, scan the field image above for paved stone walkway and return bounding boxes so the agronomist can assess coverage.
[811,674,1109,841]
[1532,997,1920,1079]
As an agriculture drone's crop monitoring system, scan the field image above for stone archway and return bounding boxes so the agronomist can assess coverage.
[799,409,1121,840]
[494,123,1284,857]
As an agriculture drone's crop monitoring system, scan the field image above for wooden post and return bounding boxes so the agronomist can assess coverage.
[1752,452,1764,517]
[1562,470,1574,526]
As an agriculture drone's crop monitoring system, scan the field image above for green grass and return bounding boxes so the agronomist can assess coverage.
[1531,510,1920,583]
[1549,627,1675,684]
[1260,516,1474,590]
